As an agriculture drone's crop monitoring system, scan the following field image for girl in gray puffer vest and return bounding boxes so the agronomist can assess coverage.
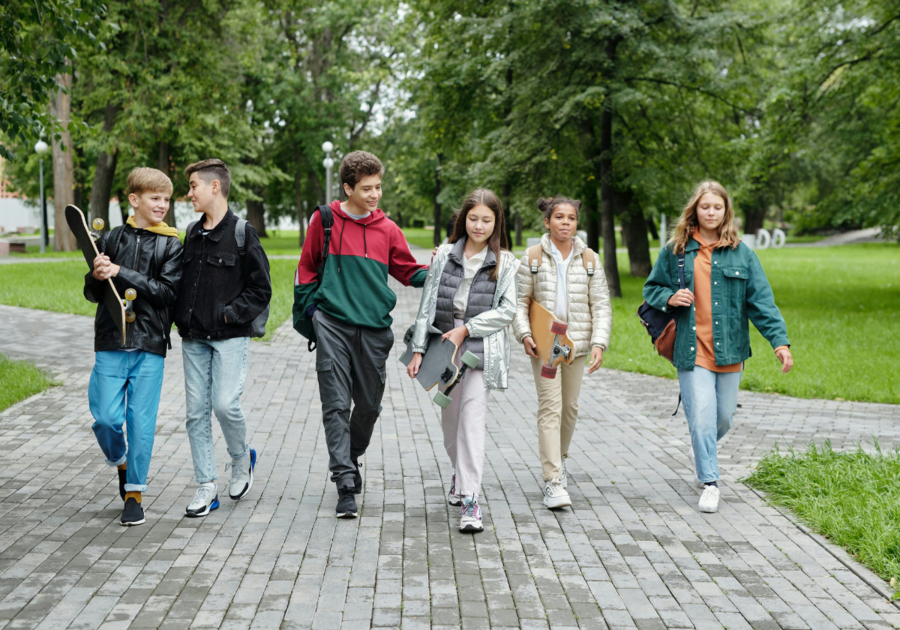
[407,189,519,534]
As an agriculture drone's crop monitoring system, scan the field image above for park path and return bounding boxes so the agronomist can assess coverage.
[1,251,900,629]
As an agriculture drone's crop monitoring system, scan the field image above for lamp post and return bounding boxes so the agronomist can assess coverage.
[322,141,334,202]
[34,140,50,254]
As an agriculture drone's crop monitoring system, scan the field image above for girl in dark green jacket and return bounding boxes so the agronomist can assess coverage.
[643,181,793,514]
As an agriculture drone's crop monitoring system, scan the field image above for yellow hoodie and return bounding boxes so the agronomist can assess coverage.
[126,215,179,238]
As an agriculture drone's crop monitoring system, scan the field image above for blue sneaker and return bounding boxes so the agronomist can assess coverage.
[185,483,219,518]
[229,448,257,500]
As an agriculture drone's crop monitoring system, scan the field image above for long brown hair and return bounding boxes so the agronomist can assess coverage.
[669,180,741,254]
[449,188,508,280]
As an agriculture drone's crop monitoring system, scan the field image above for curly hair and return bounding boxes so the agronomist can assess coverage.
[538,196,582,220]
[340,151,384,190]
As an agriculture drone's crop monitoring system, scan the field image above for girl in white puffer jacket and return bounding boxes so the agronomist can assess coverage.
[513,196,612,509]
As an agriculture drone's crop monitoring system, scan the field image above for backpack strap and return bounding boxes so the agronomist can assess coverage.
[677,253,686,290]
[106,225,126,262]
[235,218,248,257]
[527,244,543,274]
[154,233,170,272]
[317,205,334,268]
[581,247,596,276]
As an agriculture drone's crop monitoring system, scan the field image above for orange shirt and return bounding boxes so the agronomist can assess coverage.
[692,231,742,373]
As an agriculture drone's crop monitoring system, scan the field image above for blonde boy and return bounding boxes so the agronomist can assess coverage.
[84,167,183,526]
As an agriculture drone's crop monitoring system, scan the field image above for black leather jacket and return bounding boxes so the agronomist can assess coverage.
[174,211,271,340]
[84,225,184,357]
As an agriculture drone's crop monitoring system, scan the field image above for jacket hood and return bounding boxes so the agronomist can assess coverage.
[329,200,385,225]
[540,232,586,257]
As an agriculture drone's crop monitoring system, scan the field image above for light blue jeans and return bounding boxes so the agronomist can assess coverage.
[89,350,165,492]
[677,366,742,484]
[182,337,250,484]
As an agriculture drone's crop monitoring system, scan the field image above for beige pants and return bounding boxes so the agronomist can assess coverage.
[531,357,585,481]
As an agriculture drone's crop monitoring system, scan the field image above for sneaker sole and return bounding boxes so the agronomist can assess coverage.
[448,497,462,506]
[698,504,719,513]
[185,497,220,518]
[121,517,145,526]
[335,511,358,519]
[543,496,572,509]
[459,523,483,533]
[230,449,257,500]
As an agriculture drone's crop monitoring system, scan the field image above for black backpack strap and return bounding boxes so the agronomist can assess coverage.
[106,225,126,262]
[317,205,334,271]
[235,218,248,257]
[186,220,199,244]
[154,233,169,272]
[677,254,686,290]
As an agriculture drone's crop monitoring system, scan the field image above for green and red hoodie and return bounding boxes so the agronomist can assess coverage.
[295,201,428,329]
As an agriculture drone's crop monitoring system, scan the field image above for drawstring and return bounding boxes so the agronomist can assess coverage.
[363,224,368,258]
[337,217,345,273]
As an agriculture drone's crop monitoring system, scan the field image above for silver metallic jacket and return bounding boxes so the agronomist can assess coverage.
[411,244,520,390]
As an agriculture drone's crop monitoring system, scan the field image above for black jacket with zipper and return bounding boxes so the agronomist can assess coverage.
[84,225,184,357]
[174,211,271,340]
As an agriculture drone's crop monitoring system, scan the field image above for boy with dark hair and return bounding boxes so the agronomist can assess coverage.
[174,158,272,517]
[85,167,183,526]
[295,150,428,518]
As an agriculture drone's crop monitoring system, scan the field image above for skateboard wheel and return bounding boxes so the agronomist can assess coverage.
[124,288,137,301]
[550,321,568,335]
[125,312,136,323]
[433,391,452,409]
[92,218,105,231]
[461,351,479,369]
[540,364,557,379]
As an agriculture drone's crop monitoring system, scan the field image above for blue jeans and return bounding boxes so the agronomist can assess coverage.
[89,350,165,492]
[677,366,742,484]
[182,337,251,484]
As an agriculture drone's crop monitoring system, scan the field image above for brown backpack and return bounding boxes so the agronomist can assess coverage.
[527,244,596,276]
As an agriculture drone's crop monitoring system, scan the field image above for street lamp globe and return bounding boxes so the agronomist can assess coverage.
[321,141,333,154]
[34,140,49,154]
[323,157,334,169]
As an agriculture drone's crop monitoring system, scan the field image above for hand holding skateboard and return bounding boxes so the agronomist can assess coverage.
[400,325,480,409]
[528,301,575,379]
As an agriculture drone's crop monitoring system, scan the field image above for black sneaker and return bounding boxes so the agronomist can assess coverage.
[351,459,363,495]
[118,468,127,500]
[121,497,145,526]
[335,488,358,519]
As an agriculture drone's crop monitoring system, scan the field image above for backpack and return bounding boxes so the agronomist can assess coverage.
[186,217,271,338]
[291,205,334,351]
[636,253,685,364]
[526,243,597,277]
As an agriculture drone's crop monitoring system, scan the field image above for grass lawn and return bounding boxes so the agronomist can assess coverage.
[2,243,898,402]
[745,443,900,594]
[603,244,900,404]
[0,354,56,411]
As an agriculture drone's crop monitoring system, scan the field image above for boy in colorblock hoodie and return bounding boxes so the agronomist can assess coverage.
[295,151,427,518]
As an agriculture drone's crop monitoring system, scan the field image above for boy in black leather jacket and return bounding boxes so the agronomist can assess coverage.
[84,167,183,526]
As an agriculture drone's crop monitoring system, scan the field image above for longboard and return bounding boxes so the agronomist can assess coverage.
[65,205,135,346]
[529,300,575,378]
[399,325,479,408]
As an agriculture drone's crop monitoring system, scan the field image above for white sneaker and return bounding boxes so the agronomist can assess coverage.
[448,472,461,506]
[698,485,720,513]
[459,496,483,533]
[560,460,568,488]
[688,447,704,488]
[543,479,572,509]
[227,448,257,500]
[185,483,219,517]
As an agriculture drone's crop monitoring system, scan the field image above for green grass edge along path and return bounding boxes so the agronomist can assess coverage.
[745,443,900,599]
[1,242,898,403]
[0,354,57,412]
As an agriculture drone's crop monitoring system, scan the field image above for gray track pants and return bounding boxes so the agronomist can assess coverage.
[312,310,393,489]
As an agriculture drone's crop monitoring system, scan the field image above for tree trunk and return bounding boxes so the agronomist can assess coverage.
[585,187,601,252]
[646,214,659,241]
[514,212,522,247]
[246,198,268,238]
[743,206,766,236]
[501,181,512,250]
[90,101,119,231]
[617,190,652,277]
[158,141,177,228]
[433,153,443,247]
[599,106,621,298]
[116,188,129,224]
[49,72,77,252]
[295,169,305,247]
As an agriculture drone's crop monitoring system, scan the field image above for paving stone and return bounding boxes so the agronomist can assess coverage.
[1,256,899,629]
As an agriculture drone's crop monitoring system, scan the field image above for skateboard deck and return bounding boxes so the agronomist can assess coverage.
[65,204,130,345]
[399,325,480,408]
[529,300,575,378]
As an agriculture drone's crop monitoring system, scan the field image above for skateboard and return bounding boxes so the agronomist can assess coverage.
[528,300,575,378]
[399,325,480,409]
[65,205,137,346]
